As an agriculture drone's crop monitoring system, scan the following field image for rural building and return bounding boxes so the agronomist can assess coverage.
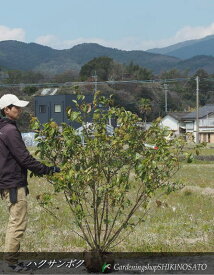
[161,112,189,136]
[34,94,93,128]
[161,104,214,143]
[183,105,214,143]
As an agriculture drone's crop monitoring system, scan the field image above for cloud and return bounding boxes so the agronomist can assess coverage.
[35,34,147,51]
[35,22,214,51]
[0,25,25,41]
[1,22,214,51]
[143,22,214,50]
[174,23,214,42]
[35,35,128,50]
[35,35,59,47]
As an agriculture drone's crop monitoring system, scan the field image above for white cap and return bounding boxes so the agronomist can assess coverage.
[0,94,29,109]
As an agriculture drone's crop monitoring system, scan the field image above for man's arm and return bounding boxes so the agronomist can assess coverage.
[4,127,52,175]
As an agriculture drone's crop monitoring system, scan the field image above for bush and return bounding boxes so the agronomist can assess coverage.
[31,91,186,266]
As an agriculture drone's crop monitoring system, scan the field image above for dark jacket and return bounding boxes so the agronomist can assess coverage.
[0,117,50,189]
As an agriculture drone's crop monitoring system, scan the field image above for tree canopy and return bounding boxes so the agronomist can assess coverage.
[80,56,114,81]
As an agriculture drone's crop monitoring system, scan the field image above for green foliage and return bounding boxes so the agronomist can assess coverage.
[126,62,153,80]
[52,70,79,83]
[184,69,212,105]
[80,56,114,81]
[23,86,38,95]
[2,40,214,76]
[80,58,153,82]
[160,69,189,80]
[3,70,44,84]
[138,98,151,122]
[31,92,186,252]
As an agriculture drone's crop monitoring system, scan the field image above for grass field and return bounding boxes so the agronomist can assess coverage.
[1,147,214,252]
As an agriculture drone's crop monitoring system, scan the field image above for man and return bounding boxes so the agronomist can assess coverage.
[0,94,60,273]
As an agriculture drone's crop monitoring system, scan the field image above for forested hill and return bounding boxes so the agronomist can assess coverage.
[0,41,60,70]
[0,40,179,74]
[147,35,214,59]
[1,40,214,75]
[65,43,179,73]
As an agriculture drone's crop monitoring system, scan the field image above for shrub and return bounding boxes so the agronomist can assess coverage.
[31,91,185,260]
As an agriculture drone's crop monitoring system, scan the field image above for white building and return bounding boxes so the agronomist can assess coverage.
[182,105,214,143]
[161,112,189,135]
[161,105,214,143]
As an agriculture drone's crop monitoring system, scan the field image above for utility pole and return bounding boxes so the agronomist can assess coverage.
[164,83,168,113]
[92,71,98,94]
[195,76,200,144]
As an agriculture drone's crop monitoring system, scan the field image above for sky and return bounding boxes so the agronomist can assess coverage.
[0,0,214,51]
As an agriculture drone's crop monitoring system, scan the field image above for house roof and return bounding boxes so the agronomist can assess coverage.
[167,112,191,121]
[182,104,214,120]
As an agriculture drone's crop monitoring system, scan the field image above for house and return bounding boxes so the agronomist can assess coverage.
[34,94,93,129]
[161,112,190,135]
[161,104,214,143]
[182,104,214,143]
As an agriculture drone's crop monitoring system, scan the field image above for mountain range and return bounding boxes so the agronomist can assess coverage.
[147,35,214,59]
[0,35,214,75]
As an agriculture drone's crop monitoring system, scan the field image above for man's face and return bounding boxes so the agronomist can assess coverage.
[4,105,22,120]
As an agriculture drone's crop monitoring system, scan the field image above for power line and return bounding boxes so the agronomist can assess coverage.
[0,77,192,88]
[2,76,214,89]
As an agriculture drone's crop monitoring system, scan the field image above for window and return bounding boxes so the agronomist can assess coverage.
[186,122,194,130]
[54,104,61,113]
[39,105,46,113]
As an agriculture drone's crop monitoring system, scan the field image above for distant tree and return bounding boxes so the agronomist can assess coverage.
[126,62,153,80]
[185,69,211,105]
[4,70,23,84]
[22,71,44,83]
[52,70,79,83]
[112,90,138,114]
[194,69,210,90]
[109,62,125,81]
[80,58,153,82]
[138,98,151,122]
[23,86,38,95]
[4,70,44,84]
[160,69,189,80]
[80,56,114,81]
[0,69,9,82]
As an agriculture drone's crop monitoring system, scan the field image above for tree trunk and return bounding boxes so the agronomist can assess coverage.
[84,250,114,273]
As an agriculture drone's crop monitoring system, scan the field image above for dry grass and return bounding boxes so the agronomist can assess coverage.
[1,153,214,252]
